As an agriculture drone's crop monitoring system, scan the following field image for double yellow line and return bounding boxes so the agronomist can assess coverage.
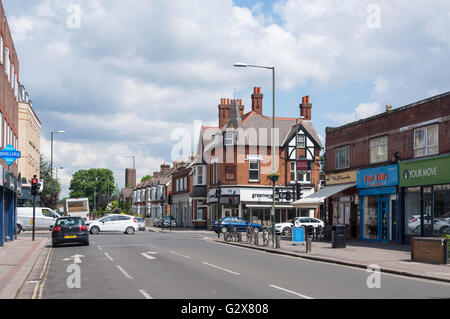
[31,246,53,299]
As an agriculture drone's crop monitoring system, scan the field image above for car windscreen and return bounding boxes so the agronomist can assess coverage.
[56,218,83,227]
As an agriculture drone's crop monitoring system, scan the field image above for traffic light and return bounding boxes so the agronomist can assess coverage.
[167,191,173,205]
[31,175,38,196]
[215,187,221,199]
[296,183,303,200]
[286,191,292,201]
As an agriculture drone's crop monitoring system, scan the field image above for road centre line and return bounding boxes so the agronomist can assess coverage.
[104,252,114,261]
[116,265,134,279]
[269,284,313,299]
[139,289,153,299]
[170,251,191,259]
[202,262,240,275]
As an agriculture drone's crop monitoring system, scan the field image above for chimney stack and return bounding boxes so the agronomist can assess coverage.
[300,95,312,120]
[218,96,245,128]
[251,87,263,115]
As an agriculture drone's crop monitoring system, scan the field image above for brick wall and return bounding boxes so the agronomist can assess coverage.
[325,92,450,173]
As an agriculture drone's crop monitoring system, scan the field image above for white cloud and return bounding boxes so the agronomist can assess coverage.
[326,102,383,125]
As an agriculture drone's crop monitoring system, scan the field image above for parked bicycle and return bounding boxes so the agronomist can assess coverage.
[246,225,254,245]
[262,227,273,247]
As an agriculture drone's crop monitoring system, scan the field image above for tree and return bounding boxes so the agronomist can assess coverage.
[39,154,61,208]
[69,168,116,212]
[140,175,152,183]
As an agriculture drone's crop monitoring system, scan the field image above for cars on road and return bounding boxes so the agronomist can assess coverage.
[275,217,324,236]
[51,216,89,247]
[86,214,139,235]
[17,207,61,234]
[161,216,177,228]
[212,217,263,234]
[135,217,146,231]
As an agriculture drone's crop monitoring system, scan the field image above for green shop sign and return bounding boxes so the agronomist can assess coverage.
[399,155,450,187]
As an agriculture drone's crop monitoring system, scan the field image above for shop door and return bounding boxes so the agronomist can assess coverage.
[389,195,398,242]
[379,195,389,242]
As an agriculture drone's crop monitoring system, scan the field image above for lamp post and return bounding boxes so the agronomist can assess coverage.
[233,62,276,246]
[51,130,65,210]
[125,155,136,169]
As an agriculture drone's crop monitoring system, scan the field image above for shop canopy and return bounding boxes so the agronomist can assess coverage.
[292,183,356,208]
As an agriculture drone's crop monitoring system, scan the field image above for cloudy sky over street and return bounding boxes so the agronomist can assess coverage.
[4,0,450,197]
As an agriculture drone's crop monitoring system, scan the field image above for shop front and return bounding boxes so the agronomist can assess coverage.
[399,154,450,242]
[357,164,399,242]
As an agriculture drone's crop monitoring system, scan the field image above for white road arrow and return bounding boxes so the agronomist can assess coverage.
[141,252,158,260]
[63,254,85,264]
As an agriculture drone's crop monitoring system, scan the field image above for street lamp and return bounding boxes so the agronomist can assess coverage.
[234,62,276,246]
[125,155,136,169]
[51,130,65,210]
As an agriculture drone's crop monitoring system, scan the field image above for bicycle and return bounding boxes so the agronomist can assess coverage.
[262,227,273,247]
[246,225,254,245]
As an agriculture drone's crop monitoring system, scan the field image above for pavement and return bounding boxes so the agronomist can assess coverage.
[215,233,450,283]
[0,235,49,299]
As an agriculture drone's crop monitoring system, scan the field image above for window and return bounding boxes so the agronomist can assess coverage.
[370,136,388,164]
[297,134,306,148]
[0,36,3,65]
[214,133,222,145]
[414,125,438,157]
[184,177,187,190]
[195,165,204,185]
[335,145,350,169]
[249,160,259,181]
[5,47,9,81]
[224,132,234,146]
[405,187,421,235]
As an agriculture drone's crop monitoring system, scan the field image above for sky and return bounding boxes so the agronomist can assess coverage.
[3,0,450,198]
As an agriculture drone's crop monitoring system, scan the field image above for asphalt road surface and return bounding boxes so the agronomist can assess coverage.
[34,230,450,299]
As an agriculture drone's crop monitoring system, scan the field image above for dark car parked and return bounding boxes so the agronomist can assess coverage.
[162,216,177,228]
[51,217,89,247]
[212,217,263,233]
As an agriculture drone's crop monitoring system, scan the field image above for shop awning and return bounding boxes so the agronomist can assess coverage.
[246,204,294,209]
[292,183,356,208]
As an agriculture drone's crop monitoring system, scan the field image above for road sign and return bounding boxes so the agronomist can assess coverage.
[0,144,21,166]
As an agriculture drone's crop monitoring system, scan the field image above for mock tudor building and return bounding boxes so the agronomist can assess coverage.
[195,87,323,229]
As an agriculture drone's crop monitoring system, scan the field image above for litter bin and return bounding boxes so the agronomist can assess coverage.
[331,224,347,248]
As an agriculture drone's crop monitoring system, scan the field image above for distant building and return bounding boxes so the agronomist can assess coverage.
[17,84,41,206]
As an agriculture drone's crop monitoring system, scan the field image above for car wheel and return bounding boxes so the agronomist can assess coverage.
[126,227,135,235]
[17,225,22,235]
[440,226,449,234]
[84,240,90,246]
[52,242,58,248]
[90,226,100,235]
[252,227,260,234]
[221,226,228,234]
[282,227,292,236]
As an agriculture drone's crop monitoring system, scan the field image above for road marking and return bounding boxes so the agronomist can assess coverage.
[141,252,158,260]
[62,254,85,264]
[104,253,114,261]
[269,284,313,299]
[202,262,240,275]
[97,246,103,251]
[36,246,53,300]
[98,244,159,248]
[116,265,134,279]
[139,289,153,299]
[170,251,191,259]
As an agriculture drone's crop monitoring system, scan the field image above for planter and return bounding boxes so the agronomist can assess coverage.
[411,237,449,264]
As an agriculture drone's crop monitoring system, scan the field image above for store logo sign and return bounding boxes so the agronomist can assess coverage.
[403,167,438,180]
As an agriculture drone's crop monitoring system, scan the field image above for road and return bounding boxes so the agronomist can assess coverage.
[30,230,450,299]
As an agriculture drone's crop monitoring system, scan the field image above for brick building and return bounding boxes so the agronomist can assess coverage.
[195,87,323,228]
[322,91,450,243]
[0,2,23,246]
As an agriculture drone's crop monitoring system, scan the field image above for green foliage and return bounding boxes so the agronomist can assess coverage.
[39,154,61,208]
[141,175,152,182]
[69,168,116,212]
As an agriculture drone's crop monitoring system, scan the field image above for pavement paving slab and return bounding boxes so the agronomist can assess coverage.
[0,236,48,299]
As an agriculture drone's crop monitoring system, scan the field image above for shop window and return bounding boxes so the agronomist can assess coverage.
[405,187,421,235]
[362,195,378,239]
[370,136,388,164]
[335,145,349,169]
[433,184,450,236]
[414,125,438,157]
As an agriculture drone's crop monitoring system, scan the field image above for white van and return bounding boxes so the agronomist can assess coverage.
[17,207,61,234]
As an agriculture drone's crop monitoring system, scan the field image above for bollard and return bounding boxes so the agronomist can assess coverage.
[306,237,312,253]
[275,235,281,248]
[254,232,259,246]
